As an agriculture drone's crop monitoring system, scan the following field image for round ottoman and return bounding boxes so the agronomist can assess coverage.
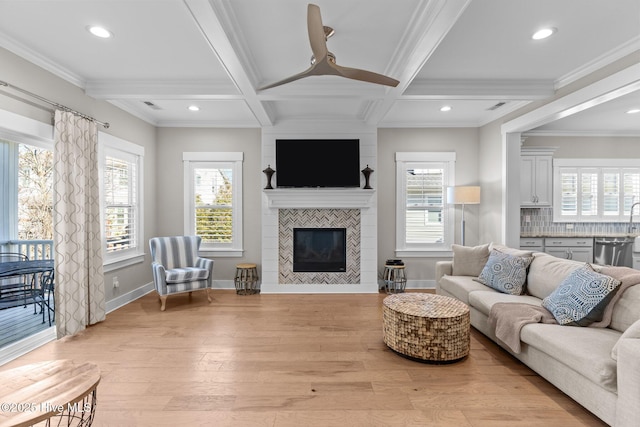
[382,293,470,363]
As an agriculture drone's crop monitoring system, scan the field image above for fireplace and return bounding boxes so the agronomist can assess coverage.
[293,228,346,272]
[261,129,378,292]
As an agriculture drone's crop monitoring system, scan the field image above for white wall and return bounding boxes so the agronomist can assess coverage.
[477,121,505,245]
[377,127,480,287]
[0,47,157,303]
[155,127,262,283]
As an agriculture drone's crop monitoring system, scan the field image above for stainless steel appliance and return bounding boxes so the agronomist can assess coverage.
[594,237,634,267]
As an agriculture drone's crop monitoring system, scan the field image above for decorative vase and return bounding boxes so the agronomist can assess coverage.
[263,165,275,189]
[361,165,373,189]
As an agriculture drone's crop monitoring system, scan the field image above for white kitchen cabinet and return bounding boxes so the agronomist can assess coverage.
[544,237,593,263]
[520,148,555,207]
[520,237,544,252]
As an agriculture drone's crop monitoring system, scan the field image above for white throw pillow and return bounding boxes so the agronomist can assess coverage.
[451,243,490,276]
[611,319,640,360]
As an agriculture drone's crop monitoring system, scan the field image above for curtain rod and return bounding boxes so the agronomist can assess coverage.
[0,80,110,128]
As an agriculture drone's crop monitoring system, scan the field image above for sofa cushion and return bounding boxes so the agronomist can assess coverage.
[591,266,640,328]
[439,275,492,305]
[165,267,210,283]
[611,319,640,360]
[610,284,640,333]
[468,290,543,317]
[451,243,490,276]
[490,244,534,258]
[527,254,585,300]
[475,249,533,295]
[520,323,620,393]
[542,264,621,326]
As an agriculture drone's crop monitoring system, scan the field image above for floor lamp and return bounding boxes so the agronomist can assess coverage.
[447,186,481,246]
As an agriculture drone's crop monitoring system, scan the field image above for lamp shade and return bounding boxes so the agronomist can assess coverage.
[447,186,481,205]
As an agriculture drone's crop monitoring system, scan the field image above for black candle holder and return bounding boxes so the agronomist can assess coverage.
[361,165,373,189]
[263,165,275,189]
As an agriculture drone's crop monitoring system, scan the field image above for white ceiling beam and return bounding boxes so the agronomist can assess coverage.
[183,0,274,126]
[403,79,555,100]
[365,0,472,125]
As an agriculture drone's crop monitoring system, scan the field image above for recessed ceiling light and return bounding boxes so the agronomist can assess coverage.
[87,25,113,39]
[626,108,640,114]
[440,105,452,112]
[188,105,200,112]
[532,27,556,40]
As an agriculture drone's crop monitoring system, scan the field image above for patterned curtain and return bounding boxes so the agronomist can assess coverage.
[53,110,106,338]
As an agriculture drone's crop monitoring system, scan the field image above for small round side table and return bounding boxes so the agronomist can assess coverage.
[382,265,407,293]
[234,263,260,295]
[0,359,100,426]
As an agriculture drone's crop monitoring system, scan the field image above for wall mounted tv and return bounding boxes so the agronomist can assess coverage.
[275,139,360,188]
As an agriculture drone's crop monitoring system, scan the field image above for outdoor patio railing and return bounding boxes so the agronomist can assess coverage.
[0,240,54,260]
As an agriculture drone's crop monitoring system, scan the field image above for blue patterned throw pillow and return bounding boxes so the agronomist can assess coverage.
[475,249,533,295]
[542,264,621,326]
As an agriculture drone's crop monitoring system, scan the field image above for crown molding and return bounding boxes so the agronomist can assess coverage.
[0,31,85,89]
[555,36,640,89]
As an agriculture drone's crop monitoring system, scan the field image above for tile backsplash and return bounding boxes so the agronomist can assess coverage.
[521,208,634,235]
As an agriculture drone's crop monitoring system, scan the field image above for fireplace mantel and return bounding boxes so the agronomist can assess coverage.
[264,188,375,209]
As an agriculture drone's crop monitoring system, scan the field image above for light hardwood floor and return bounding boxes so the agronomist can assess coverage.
[2,290,607,426]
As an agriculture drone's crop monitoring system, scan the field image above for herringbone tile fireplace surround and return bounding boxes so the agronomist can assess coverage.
[279,209,361,284]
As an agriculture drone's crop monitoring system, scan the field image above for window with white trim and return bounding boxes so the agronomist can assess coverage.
[99,133,144,269]
[183,152,243,257]
[1,138,53,245]
[554,159,640,222]
[395,152,455,256]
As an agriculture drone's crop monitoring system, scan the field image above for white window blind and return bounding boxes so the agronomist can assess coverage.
[104,153,137,253]
[554,160,640,222]
[395,152,455,256]
[100,132,144,270]
[405,168,444,244]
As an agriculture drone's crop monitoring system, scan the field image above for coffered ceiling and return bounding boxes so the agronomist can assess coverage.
[0,0,638,133]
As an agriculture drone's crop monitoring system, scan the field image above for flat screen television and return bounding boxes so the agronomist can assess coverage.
[275,139,360,188]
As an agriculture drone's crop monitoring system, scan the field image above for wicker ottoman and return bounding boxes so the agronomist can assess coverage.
[382,293,470,363]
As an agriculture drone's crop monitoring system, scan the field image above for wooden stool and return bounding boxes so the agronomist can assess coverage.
[382,265,407,293]
[234,263,260,295]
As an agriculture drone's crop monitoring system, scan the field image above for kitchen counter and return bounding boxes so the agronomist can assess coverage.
[521,233,639,238]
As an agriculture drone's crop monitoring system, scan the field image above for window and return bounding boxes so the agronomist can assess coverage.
[0,137,53,248]
[183,152,243,257]
[18,143,53,241]
[554,159,640,222]
[99,133,144,270]
[395,152,455,256]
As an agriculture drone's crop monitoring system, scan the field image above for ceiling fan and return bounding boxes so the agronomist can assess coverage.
[258,3,400,90]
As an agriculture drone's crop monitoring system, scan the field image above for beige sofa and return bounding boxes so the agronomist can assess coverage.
[435,245,640,427]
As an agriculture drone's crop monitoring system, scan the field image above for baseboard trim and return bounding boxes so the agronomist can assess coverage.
[106,282,155,313]
[0,327,56,366]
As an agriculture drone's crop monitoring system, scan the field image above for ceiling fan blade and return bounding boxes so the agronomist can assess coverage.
[258,66,317,91]
[333,63,400,87]
[307,4,328,61]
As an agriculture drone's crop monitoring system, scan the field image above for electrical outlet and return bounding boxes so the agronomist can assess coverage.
[525,215,531,223]
[113,276,119,288]
[566,224,574,230]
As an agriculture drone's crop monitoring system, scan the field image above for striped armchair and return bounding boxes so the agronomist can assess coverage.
[149,236,214,311]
